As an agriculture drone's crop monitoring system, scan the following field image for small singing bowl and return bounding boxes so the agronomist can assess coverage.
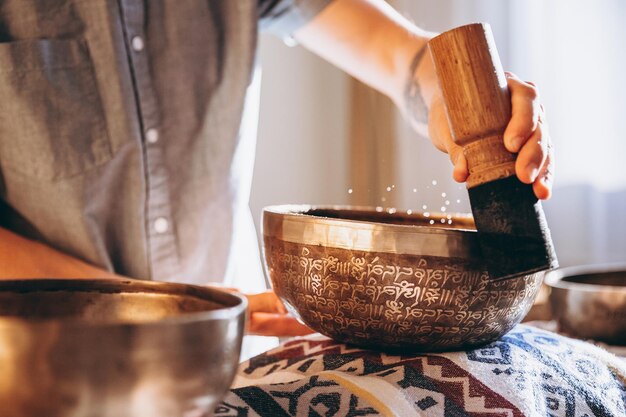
[0,279,247,417]
[546,264,626,345]
[263,205,544,352]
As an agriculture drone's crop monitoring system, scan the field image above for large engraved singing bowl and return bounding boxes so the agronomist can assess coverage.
[546,264,626,345]
[0,279,246,417]
[263,205,544,352]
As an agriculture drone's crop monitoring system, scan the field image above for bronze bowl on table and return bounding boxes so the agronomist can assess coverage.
[0,279,246,417]
[546,264,626,345]
[263,205,544,352]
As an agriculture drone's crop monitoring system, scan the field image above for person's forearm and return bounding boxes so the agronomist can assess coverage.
[295,0,437,134]
[0,227,120,279]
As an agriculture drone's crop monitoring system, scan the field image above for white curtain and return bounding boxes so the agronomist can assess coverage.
[508,0,626,266]
[509,0,626,191]
[396,0,626,267]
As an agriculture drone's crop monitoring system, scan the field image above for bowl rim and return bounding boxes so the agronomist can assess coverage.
[262,204,482,259]
[0,278,248,327]
[545,263,626,293]
[262,204,476,234]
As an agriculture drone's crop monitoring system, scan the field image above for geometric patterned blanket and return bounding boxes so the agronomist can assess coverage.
[215,325,626,417]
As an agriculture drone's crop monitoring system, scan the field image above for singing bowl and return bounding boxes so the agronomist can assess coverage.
[0,279,246,417]
[546,264,626,345]
[263,205,544,352]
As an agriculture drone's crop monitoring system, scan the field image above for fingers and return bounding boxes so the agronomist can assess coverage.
[209,288,287,314]
[533,140,554,200]
[503,72,554,200]
[247,313,315,337]
[503,72,541,153]
[208,287,310,336]
[246,291,287,314]
[244,291,315,337]
[515,121,554,199]
[515,122,548,184]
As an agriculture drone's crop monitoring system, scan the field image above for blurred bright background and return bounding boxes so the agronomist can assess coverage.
[250,0,626,269]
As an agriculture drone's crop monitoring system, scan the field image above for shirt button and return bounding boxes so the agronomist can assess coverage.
[131,36,144,52]
[146,128,159,144]
[154,217,169,234]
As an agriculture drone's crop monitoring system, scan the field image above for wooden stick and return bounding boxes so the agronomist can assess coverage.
[429,23,516,189]
[428,23,558,280]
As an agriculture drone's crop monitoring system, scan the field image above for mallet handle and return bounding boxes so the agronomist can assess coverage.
[429,23,516,189]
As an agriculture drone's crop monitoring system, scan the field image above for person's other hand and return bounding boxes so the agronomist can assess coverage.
[429,72,554,200]
[241,290,314,337]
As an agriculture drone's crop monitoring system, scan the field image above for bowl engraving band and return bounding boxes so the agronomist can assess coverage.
[265,236,542,351]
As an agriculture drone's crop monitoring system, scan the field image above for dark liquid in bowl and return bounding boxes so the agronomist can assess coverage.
[305,208,475,230]
[563,271,626,287]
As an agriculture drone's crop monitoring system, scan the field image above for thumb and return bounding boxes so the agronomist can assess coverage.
[448,143,468,183]
[428,95,468,183]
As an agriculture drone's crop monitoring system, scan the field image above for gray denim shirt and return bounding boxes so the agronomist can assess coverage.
[0,0,332,284]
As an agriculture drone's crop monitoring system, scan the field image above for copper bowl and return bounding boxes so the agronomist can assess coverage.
[0,279,246,417]
[546,264,626,345]
[262,205,544,351]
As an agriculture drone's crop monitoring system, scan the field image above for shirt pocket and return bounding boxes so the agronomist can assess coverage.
[0,38,112,181]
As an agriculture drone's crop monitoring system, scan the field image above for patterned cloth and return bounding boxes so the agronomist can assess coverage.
[215,325,626,416]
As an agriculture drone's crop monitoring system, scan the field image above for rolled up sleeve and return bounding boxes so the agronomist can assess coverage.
[259,0,335,38]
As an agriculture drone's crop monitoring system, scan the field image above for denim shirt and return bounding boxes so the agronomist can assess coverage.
[0,0,332,284]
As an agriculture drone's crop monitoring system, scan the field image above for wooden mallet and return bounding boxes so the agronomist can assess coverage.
[428,23,558,280]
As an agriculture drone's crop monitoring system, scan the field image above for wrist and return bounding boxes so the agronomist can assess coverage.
[397,32,439,134]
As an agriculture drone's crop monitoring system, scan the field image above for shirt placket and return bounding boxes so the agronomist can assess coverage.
[118,0,180,280]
